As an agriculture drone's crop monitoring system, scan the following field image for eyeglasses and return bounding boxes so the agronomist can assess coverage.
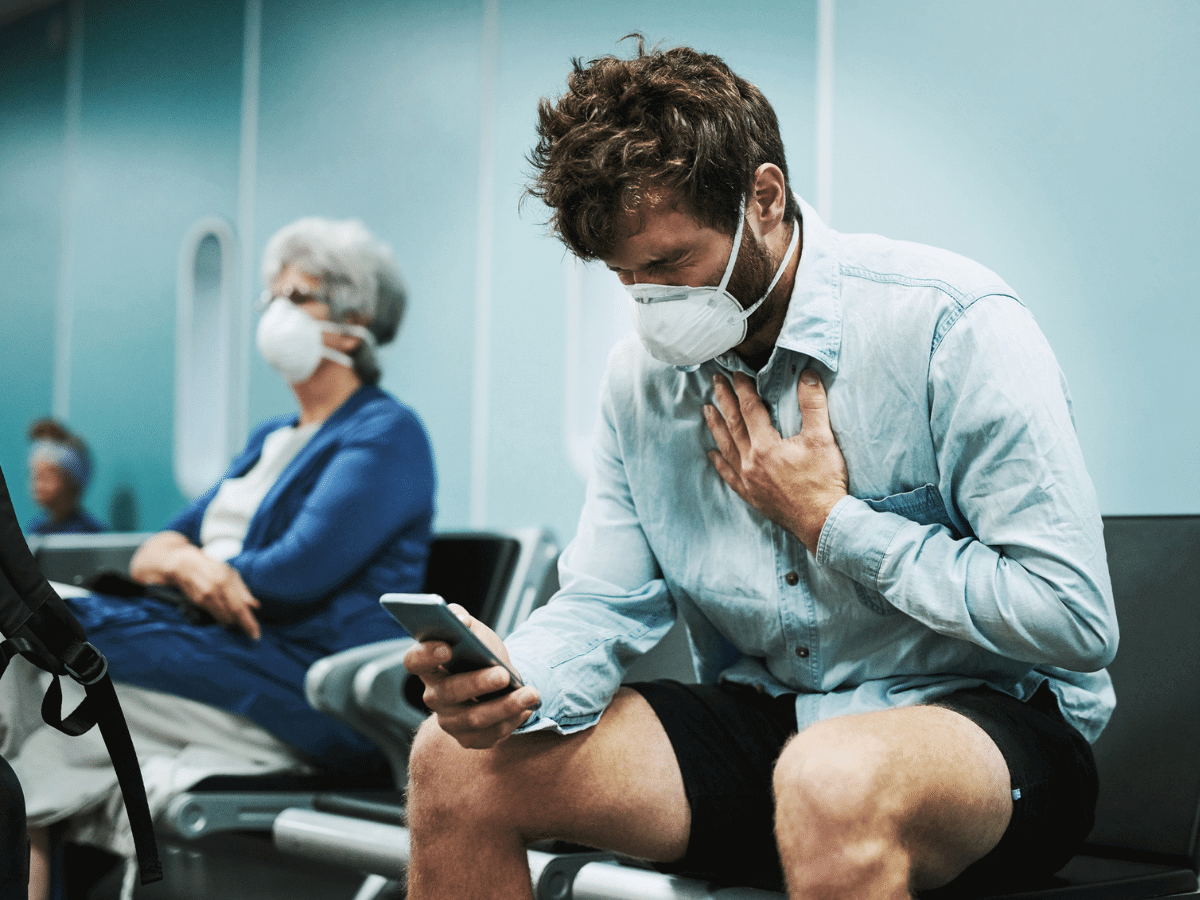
[257,288,328,311]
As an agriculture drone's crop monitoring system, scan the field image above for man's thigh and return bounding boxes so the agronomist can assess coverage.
[408,685,691,863]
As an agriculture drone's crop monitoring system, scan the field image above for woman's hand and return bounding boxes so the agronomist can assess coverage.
[403,604,541,749]
[130,532,263,640]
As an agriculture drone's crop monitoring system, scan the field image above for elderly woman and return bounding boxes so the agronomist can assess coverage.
[4,217,435,899]
[25,419,104,536]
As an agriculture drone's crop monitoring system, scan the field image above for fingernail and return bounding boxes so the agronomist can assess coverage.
[801,370,819,385]
[434,645,451,662]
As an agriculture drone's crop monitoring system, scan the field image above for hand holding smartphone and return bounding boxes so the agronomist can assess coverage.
[381,593,524,701]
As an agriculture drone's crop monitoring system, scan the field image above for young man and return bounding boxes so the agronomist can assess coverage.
[404,42,1116,899]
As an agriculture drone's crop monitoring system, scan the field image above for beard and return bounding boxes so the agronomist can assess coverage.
[726,224,777,309]
[725,224,783,340]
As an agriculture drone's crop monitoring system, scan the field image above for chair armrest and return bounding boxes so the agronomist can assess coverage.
[305,638,418,785]
[352,646,429,737]
[305,638,413,721]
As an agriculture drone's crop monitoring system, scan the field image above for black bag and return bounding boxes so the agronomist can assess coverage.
[0,754,27,900]
[0,464,161,887]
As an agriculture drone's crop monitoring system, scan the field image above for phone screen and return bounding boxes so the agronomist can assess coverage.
[380,593,524,700]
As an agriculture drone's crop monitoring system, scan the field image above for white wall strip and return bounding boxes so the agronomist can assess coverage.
[233,0,262,455]
[470,0,499,528]
[52,0,84,420]
[815,0,835,225]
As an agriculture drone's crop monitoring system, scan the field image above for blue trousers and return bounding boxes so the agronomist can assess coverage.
[66,593,377,771]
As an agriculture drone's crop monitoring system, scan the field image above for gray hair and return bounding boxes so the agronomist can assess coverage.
[261,217,407,384]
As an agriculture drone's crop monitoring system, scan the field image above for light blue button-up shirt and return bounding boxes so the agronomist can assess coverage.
[507,198,1117,743]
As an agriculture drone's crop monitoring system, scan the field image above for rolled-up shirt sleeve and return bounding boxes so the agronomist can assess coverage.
[818,295,1118,673]
[507,364,676,734]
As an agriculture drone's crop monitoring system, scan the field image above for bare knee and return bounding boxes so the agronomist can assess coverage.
[773,720,910,897]
[407,718,499,837]
[407,717,564,846]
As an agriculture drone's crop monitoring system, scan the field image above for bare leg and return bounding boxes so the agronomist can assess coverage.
[406,687,689,900]
[773,705,1012,899]
[27,826,48,900]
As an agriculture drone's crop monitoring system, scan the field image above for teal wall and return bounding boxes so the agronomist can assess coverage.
[1,0,1197,542]
[833,0,1200,515]
[0,7,64,519]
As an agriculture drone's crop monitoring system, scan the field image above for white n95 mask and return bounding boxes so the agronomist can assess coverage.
[626,198,800,368]
[255,297,374,384]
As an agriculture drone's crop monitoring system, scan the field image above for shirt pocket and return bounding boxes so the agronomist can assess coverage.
[853,483,961,615]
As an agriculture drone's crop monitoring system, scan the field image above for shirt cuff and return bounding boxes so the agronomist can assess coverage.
[816,495,908,590]
[507,649,603,736]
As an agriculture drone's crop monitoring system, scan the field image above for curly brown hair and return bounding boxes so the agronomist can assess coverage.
[527,37,799,261]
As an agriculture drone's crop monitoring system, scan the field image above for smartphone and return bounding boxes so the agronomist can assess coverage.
[380,593,524,701]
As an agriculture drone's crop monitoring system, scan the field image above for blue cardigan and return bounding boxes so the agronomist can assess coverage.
[167,384,436,654]
[70,385,435,767]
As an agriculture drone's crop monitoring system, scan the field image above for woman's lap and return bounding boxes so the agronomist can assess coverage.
[66,593,374,764]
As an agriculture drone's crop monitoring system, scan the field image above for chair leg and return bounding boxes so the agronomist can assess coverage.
[351,873,403,900]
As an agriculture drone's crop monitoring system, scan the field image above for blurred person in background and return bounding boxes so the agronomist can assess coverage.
[3,217,436,900]
[25,419,105,536]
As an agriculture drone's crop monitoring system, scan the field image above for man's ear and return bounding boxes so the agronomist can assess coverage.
[749,163,788,235]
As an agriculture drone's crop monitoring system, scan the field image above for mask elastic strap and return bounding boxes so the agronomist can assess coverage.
[733,216,802,323]
[759,218,801,301]
[320,321,377,348]
[319,348,356,369]
[717,197,748,293]
[318,321,375,370]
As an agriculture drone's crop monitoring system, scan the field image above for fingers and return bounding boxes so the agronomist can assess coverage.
[709,372,779,450]
[703,403,743,494]
[709,374,750,457]
[437,694,539,749]
[404,638,452,678]
[727,372,778,442]
[430,664,516,706]
[404,640,540,750]
[446,603,472,627]
[706,372,784,496]
[230,600,262,641]
[208,570,262,640]
[188,581,262,640]
[797,368,835,445]
[198,593,262,640]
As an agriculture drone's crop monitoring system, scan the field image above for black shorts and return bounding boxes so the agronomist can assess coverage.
[626,680,1098,894]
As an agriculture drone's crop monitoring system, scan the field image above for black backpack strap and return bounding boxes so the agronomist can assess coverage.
[42,664,161,884]
[0,467,161,885]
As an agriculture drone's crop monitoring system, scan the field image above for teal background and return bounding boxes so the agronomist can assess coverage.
[2,0,1197,543]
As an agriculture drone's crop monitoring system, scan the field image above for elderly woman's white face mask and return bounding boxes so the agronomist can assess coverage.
[256,296,374,384]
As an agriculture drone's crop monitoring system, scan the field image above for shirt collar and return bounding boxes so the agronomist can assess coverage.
[715,195,843,374]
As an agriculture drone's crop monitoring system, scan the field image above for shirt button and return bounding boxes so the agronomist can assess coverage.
[785,571,799,586]
[795,646,810,659]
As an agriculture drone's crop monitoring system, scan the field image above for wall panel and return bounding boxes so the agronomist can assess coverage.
[0,6,66,527]
[834,0,1200,513]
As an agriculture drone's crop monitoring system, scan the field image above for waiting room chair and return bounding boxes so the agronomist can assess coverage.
[158,527,560,841]
[30,527,559,900]
[273,515,1200,900]
[28,532,156,588]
